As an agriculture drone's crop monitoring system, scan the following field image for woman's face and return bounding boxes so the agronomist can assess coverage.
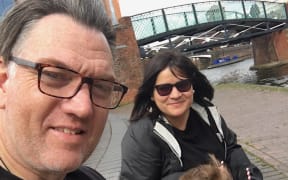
[152,67,194,124]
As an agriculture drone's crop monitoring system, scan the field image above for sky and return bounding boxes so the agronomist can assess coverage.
[118,0,286,16]
[118,0,202,16]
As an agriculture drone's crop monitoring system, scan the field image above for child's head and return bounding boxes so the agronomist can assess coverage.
[179,154,232,180]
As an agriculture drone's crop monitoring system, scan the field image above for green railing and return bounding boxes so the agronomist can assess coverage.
[131,0,287,41]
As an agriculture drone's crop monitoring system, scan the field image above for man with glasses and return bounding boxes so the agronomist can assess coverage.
[0,0,127,179]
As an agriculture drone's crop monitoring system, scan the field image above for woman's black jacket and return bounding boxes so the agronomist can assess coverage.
[120,102,263,180]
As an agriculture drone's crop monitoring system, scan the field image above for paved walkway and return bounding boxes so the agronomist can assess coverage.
[84,83,288,180]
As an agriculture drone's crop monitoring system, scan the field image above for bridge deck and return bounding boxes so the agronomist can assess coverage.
[130,0,288,52]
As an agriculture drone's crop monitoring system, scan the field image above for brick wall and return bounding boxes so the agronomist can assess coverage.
[251,29,288,78]
[272,29,288,61]
[252,33,278,66]
[113,17,143,105]
[251,29,288,65]
[102,0,121,18]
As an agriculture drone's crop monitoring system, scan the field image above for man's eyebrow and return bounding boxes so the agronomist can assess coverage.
[37,58,85,74]
[38,57,116,80]
[36,58,69,67]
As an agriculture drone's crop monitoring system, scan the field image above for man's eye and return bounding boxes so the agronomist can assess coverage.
[93,83,112,92]
[42,71,71,81]
[40,68,75,88]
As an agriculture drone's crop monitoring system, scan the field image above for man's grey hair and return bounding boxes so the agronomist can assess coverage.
[0,0,115,64]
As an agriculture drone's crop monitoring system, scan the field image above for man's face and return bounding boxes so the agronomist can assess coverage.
[0,14,114,175]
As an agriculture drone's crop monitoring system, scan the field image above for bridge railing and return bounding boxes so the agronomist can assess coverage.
[131,0,287,41]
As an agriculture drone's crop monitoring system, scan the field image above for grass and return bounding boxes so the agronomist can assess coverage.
[215,82,288,93]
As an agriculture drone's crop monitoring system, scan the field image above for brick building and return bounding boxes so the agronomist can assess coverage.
[101,0,143,104]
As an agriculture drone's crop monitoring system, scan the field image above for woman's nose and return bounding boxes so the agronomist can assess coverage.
[169,86,182,98]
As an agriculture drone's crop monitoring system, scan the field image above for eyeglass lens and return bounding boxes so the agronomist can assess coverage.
[90,80,125,109]
[39,66,126,109]
[155,79,192,96]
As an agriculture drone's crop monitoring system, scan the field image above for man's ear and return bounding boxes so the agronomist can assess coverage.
[0,57,8,108]
[0,56,8,84]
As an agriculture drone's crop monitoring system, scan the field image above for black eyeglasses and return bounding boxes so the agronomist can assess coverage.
[10,56,128,109]
[154,79,192,96]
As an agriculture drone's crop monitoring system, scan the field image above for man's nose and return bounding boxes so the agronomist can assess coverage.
[62,83,94,118]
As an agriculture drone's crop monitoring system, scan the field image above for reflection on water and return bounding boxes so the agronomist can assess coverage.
[201,58,288,88]
[201,58,257,85]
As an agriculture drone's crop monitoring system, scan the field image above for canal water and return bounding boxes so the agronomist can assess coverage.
[201,58,288,88]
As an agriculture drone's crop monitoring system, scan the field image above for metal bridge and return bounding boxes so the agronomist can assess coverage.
[130,0,288,54]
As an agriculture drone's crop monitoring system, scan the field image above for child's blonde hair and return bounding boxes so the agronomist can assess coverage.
[179,154,232,180]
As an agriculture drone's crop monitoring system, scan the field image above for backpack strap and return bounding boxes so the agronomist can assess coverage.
[192,102,224,143]
[204,106,224,143]
[153,121,183,167]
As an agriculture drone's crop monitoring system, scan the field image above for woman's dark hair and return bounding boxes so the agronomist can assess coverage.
[130,50,214,121]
